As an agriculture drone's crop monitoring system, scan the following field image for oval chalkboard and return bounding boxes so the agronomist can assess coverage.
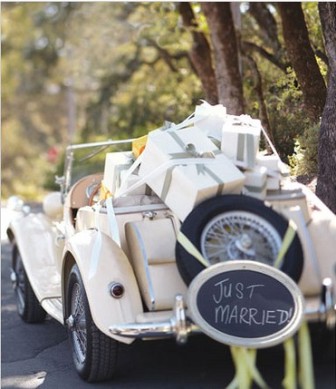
[188,261,304,348]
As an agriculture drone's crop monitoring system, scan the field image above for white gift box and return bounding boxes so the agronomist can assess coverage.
[256,154,281,172]
[194,101,227,142]
[103,152,134,195]
[256,154,290,190]
[243,166,267,199]
[119,173,151,196]
[221,115,261,168]
[138,127,245,221]
[266,175,280,190]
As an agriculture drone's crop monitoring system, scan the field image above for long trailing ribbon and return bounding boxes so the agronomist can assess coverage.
[298,321,314,389]
[105,196,121,246]
[273,220,314,389]
[227,347,269,389]
[177,231,267,388]
[274,219,297,269]
[177,218,314,389]
[88,203,103,279]
[177,231,209,268]
[283,338,296,389]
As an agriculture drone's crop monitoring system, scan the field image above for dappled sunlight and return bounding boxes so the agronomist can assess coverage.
[1,372,46,388]
[1,303,17,313]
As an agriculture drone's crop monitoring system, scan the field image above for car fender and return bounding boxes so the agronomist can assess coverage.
[7,213,63,301]
[63,229,143,343]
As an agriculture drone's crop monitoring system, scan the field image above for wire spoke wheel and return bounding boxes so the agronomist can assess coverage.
[176,195,304,285]
[11,245,47,323]
[14,254,26,316]
[66,264,119,382]
[201,211,282,266]
[70,282,87,364]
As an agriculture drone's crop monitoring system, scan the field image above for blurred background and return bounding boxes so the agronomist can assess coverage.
[1,2,328,200]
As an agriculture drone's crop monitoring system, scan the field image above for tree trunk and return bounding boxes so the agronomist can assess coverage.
[201,2,244,115]
[278,3,326,122]
[316,3,336,213]
[244,54,274,152]
[178,3,218,104]
[248,3,281,54]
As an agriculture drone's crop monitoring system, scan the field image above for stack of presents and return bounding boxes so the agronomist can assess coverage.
[102,102,290,221]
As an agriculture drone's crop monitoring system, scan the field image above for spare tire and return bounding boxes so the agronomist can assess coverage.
[176,195,304,285]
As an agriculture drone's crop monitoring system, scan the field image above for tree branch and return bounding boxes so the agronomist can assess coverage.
[248,3,281,53]
[242,41,289,72]
[178,2,218,104]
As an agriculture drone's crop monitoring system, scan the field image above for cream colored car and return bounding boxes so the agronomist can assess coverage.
[7,137,336,383]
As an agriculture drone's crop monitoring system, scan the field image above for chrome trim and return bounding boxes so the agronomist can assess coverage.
[109,282,125,299]
[171,294,189,344]
[320,278,335,329]
[109,295,200,344]
[60,138,135,202]
[109,281,336,344]
[132,223,156,311]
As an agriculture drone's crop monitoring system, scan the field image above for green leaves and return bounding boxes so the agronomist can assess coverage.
[1,2,327,199]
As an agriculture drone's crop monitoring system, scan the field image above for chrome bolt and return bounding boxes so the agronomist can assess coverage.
[66,315,75,330]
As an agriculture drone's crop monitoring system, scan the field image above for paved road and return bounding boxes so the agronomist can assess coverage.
[1,215,335,388]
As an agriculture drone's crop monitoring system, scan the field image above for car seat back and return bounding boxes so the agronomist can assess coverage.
[125,217,187,311]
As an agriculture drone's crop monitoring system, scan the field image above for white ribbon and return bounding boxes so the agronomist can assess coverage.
[115,157,223,198]
[105,196,120,246]
[88,203,103,279]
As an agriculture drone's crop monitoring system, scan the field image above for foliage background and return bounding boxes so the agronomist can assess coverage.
[1,2,324,199]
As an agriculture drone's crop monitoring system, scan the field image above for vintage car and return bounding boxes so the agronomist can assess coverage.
[7,106,336,383]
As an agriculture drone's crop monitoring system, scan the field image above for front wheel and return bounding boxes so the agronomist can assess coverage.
[65,264,118,382]
[11,244,47,323]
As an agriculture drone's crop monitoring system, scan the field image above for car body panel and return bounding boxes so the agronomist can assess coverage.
[63,228,143,343]
[8,213,63,301]
[7,135,336,354]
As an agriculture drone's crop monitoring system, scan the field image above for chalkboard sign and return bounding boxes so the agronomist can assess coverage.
[188,261,304,348]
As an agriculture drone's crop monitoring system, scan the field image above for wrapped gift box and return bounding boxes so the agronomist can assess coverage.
[194,100,227,142]
[256,154,290,190]
[242,166,267,199]
[102,152,134,195]
[256,154,281,172]
[221,115,261,168]
[119,173,151,196]
[138,127,245,221]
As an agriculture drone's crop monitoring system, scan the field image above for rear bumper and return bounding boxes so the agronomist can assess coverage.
[109,278,336,344]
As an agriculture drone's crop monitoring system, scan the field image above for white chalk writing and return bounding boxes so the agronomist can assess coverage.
[210,277,293,327]
[214,305,293,326]
[213,278,265,304]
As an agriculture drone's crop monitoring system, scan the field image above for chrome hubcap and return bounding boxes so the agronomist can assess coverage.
[200,211,282,265]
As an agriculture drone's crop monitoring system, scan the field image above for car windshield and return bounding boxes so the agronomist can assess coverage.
[59,139,134,202]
